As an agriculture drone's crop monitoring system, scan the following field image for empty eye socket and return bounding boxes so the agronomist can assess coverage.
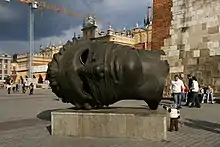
[80,49,89,65]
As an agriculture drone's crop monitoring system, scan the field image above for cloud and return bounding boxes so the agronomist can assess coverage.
[0,25,83,54]
[0,0,152,53]
[0,21,104,54]
[36,25,83,48]
[0,4,20,22]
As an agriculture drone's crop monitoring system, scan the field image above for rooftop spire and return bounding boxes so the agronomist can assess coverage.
[144,6,152,27]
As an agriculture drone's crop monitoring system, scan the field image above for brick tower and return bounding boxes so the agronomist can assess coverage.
[152,0,172,50]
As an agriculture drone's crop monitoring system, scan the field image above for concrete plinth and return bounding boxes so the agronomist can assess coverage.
[51,107,167,141]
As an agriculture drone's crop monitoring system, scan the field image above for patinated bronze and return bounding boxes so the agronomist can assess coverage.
[46,41,169,110]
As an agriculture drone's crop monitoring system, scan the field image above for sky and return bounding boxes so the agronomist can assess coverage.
[0,0,152,54]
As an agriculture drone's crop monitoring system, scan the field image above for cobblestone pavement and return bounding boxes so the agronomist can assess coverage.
[0,89,220,147]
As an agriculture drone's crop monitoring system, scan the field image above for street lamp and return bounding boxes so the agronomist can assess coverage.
[4,0,38,79]
[28,1,38,79]
[31,1,38,9]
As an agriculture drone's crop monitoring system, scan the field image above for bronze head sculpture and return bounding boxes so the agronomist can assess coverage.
[46,41,169,110]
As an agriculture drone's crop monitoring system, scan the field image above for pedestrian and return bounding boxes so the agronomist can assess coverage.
[206,85,214,104]
[179,75,186,103]
[15,84,19,92]
[185,74,193,106]
[183,84,189,102]
[170,75,185,109]
[162,105,181,132]
[190,76,200,108]
[198,85,204,103]
[7,83,11,94]
[29,83,34,95]
[12,84,16,93]
[22,83,26,93]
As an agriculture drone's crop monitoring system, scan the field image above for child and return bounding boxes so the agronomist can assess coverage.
[162,105,182,132]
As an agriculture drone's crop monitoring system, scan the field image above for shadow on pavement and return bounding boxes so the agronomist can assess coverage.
[184,118,220,134]
[37,109,64,135]
[214,99,220,104]
[37,109,63,121]
[46,125,52,135]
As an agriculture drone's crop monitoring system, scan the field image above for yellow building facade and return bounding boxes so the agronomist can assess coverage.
[13,45,62,82]
[80,16,152,50]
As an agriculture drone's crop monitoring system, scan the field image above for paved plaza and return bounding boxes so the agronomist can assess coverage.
[0,89,220,147]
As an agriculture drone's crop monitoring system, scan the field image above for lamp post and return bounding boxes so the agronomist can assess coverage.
[4,0,38,79]
[146,6,151,50]
[28,1,38,79]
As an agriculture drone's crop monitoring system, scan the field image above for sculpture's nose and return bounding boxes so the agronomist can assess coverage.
[95,65,105,78]
[78,64,105,79]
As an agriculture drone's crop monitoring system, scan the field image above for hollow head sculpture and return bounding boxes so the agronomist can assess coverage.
[46,41,170,110]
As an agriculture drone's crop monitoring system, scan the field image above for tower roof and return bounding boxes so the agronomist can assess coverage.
[82,15,97,29]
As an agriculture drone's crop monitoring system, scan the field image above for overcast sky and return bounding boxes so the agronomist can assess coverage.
[0,0,152,54]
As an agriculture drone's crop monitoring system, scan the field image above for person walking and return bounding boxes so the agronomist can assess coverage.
[15,83,19,92]
[190,76,200,108]
[179,75,186,103]
[29,83,34,95]
[185,74,193,106]
[198,85,205,103]
[170,75,185,109]
[183,84,189,102]
[7,83,11,94]
[22,83,26,93]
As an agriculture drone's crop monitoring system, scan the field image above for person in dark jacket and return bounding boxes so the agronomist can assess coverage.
[29,83,34,95]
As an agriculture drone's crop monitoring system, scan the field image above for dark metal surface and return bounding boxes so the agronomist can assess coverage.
[46,41,170,110]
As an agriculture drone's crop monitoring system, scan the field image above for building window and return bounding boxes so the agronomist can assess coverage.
[0,70,2,74]
[4,59,7,63]
[3,64,7,69]
[4,70,7,74]
[12,71,16,74]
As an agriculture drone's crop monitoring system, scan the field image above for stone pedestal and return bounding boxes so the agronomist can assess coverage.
[51,107,167,141]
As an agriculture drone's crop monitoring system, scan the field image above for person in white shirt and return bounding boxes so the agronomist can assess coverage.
[190,76,200,108]
[198,86,205,103]
[6,83,11,94]
[170,75,185,108]
[206,85,214,104]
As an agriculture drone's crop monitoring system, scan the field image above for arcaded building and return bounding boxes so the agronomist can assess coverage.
[73,15,152,50]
